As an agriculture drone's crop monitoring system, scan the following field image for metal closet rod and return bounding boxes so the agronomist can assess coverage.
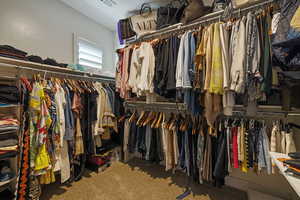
[232,110,300,117]
[128,0,278,44]
[0,63,115,83]
[124,101,187,112]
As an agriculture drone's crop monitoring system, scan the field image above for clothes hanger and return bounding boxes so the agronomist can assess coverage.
[66,79,75,91]
[169,114,177,131]
[137,111,148,126]
[168,114,175,130]
[141,111,151,125]
[193,116,200,135]
[179,117,185,132]
[151,112,158,128]
[136,111,145,126]
[143,111,155,126]
[178,115,187,132]
[118,115,126,123]
[183,115,190,131]
[129,110,137,123]
[74,80,84,93]
[70,79,79,91]
[84,81,92,93]
[151,112,159,128]
[152,112,162,129]
[89,81,98,93]
[155,112,164,129]
[164,113,172,130]
[82,81,90,93]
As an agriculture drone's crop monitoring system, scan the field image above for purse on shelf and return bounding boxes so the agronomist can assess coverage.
[118,18,136,40]
[180,0,212,24]
[156,0,187,30]
[130,3,157,37]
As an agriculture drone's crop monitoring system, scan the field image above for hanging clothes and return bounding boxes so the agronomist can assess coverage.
[230,17,247,94]
[128,42,155,97]
[209,22,224,94]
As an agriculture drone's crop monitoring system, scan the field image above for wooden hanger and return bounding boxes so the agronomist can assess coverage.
[140,111,150,126]
[163,113,172,130]
[118,115,126,123]
[179,116,186,132]
[78,80,89,93]
[169,114,177,131]
[155,112,164,129]
[143,111,155,126]
[65,79,73,91]
[150,39,160,46]
[129,110,138,123]
[151,112,160,128]
[180,115,189,132]
[137,111,147,126]
[74,80,84,93]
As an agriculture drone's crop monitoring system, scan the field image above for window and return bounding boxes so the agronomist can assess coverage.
[75,37,103,70]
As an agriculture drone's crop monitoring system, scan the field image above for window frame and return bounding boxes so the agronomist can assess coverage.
[73,33,104,70]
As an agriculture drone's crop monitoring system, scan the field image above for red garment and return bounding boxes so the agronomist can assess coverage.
[232,127,239,168]
[20,77,32,91]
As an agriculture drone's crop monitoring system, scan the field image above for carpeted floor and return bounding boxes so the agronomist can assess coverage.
[39,159,247,200]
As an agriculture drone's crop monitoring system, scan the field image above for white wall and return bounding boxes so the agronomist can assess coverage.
[0,0,115,72]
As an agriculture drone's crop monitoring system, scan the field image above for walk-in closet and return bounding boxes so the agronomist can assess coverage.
[0,0,300,199]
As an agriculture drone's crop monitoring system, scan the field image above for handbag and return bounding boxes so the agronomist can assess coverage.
[156,0,186,29]
[130,3,157,37]
[118,18,136,40]
[180,0,212,24]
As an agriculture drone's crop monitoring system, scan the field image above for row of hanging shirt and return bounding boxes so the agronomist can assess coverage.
[116,6,281,123]
[20,76,117,185]
[270,121,297,173]
[121,110,294,187]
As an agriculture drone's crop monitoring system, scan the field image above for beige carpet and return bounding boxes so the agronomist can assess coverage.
[41,159,247,200]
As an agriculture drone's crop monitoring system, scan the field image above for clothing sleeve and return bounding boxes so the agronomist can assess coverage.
[189,34,196,84]
[137,43,145,93]
[61,89,66,107]
[204,25,214,91]
[176,34,185,88]
[147,44,155,93]
[137,42,155,94]
[182,33,191,88]
[220,23,230,89]
[128,49,137,93]
[230,18,246,93]
[194,31,204,70]
[253,21,261,75]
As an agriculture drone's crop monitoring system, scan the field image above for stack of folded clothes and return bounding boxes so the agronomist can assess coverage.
[0,84,19,105]
[43,57,68,68]
[0,118,19,159]
[281,152,300,178]
[27,55,44,64]
[26,56,68,68]
[0,45,27,61]
[0,44,69,68]
[0,160,15,182]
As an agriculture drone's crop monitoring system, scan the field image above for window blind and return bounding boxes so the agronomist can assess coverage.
[78,39,103,69]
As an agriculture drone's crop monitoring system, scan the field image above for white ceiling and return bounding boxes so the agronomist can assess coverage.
[60,0,171,31]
